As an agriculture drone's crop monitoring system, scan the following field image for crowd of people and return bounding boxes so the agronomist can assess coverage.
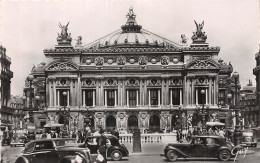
[176,126,233,143]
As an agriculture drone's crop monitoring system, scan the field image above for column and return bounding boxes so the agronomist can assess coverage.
[191,78,195,105]
[49,79,53,106]
[57,90,60,107]
[170,89,173,105]
[67,90,69,106]
[213,78,216,105]
[180,89,182,105]
[206,88,208,105]
[126,90,129,106]
[115,90,117,107]
[208,77,212,105]
[196,88,198,105]
[93,90,95,107]
[53,79,56,107]
[83,90,85,107]
[148,89,151,106]
[186,78,189,105]
[136,90,139,106]
[158,89,161,106]
[105,90,107,107]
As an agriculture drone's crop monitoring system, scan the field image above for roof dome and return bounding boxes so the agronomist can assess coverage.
[85,8,179,49]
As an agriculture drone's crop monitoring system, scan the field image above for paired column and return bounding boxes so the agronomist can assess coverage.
[196,88,198,105]
[180,89,182,105]
[126,90,129,106]
[148,90,151,106]
[170,90,173,105]
[82,90,86,107]
[104,90,107,107]
[67,90,70,106]
[114,90,117,106]
[57,90,60,107]
[158,89,161,105]
[93,90,95,107]
[54,80,56,107]
[136,90,139,106]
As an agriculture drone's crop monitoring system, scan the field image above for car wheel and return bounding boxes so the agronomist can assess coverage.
[110,150,123,161]
[219,149,231,161]
[166,150,178,162]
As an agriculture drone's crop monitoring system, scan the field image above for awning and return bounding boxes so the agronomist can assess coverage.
[205,121,225,126]
[44,123,64,128]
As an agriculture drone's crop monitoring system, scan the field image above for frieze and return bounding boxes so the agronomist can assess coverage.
[95,57,104,67]
[169,78,183,86]
[147,78,161,86]
[192,55,211,60]
[104,79,118,86]
[104,58,116,64]
[139,56,148,68]
[194,77,209,85]
[117,56,126,65]
[189,60,217,69]
[161,55,170,67]
[56,78,70,87]
[125,78,140,86]
[46,61,78,71]
[82,79,96,87]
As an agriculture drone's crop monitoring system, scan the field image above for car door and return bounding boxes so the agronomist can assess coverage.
[33,141,59,163]
[22,142,36,163]
[85,137,100,154]
[205,138,220,157]
[189,137,207,157]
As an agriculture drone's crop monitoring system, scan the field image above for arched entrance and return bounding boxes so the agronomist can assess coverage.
[128,115,138,133]
[106,115,116,132]
[149,115,160,132]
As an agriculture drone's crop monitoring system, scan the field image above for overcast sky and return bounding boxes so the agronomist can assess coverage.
[0,0,259,96]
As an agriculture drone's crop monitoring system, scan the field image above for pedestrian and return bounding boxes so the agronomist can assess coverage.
[46,131,51,139]
[111,127,116,136]
[72,131,77,138]
[114,128,120,139]
[98,128,107,163]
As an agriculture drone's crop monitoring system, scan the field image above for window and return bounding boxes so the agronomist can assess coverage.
[24,142,35,153]
[85,90,94,106]
[198,88,206,104]
[206,138,217,145]
[35,141,54,151]
[59,89,69,106]
[150,89,158,105]
[171,88,181,105]
[193,137,206,145]
[129,90,137,106]
[107,90,115,106]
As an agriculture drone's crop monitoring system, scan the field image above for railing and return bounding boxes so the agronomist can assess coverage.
[119,132,177,144]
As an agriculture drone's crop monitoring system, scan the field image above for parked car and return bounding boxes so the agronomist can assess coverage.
[15,138,92,163]
[80,135,129,161]
[163,135,240,162]
[10,133,28,147]
[241,130,257,147]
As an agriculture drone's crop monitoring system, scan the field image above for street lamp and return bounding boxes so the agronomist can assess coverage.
[240,94,245,130]
[178,105,183,141]
[200,89,206,131]
[232,71,242,146]
[59,91,70,133]
[27,74,34,123]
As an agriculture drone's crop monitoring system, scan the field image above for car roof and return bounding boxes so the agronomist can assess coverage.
[193,134,223,138]
[87,135,117,139]
[32,138,76,142]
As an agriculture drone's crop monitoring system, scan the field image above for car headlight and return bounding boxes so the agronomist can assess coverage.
[73,155,84,163]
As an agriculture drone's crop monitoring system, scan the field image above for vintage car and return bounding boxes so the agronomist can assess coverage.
[15,138,92,163]
[80,135,129,161]
[164,135,238,162]
[241,130,257,147]
[10,133,28,147]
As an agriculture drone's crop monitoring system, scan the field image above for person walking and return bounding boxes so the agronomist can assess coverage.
[98,128,107,163]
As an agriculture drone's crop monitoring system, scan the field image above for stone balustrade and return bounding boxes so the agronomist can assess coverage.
[118,132,177,144]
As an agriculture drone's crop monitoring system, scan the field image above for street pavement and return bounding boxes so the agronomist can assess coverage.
[0,142,260,163]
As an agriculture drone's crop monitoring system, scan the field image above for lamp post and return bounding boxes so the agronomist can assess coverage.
[232,72,242,146]
[178,105,183,141]
[27,75,34,123]
[200,89,206,131]
[59,91,70,133]
[240,94,245,130]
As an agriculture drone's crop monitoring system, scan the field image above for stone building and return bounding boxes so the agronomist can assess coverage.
[0,45,14,135]
[24,9,234,132]
[9,95,26,130]
[253,47,260,127]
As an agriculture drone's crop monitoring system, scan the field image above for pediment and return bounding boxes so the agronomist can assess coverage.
[185,59,219,69]
[46,61,79,71]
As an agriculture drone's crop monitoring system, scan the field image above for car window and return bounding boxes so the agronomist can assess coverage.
[193,137,205,145]
[24,142,35,153]
[87,138,98,145]
[206,138,217,145]
[35,141,54,151]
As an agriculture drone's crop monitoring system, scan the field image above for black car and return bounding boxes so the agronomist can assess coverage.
[80,135,129,161]
[164,135,240,162]
[15,138,92,163]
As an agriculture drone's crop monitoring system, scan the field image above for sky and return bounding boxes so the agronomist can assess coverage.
[0,0,259,96]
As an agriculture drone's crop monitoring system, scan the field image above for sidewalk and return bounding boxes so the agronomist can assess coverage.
[123,142,257,156]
